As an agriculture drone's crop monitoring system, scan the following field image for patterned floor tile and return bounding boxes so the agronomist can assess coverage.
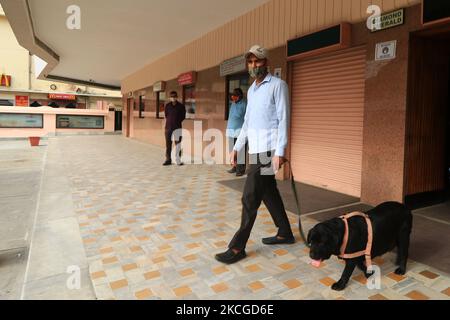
[48,136,450,300]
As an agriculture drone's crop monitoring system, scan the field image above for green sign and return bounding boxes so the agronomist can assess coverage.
[370,9,404,32]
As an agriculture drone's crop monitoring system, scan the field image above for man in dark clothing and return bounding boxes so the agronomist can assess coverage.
[163,91,186,166]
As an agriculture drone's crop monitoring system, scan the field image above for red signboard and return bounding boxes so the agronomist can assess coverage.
[15,95,29,107]
[0,74,12,87]
[48,93,77,100]
[177,71,197,86]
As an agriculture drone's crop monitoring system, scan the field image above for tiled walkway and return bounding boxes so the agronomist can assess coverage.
[54,135,450,300]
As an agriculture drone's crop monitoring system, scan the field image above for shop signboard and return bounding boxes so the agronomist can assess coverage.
[220,56,246,77]
[15,95,29,107]
[153,81,166,92]
[48,93,77,100]
[177,72,197,86]
[0,74,11,87]
[369,9,404,32]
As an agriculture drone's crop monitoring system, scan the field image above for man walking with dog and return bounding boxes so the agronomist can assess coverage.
[215,45,295,264]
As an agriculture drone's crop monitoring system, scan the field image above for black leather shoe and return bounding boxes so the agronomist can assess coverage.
[236,171,245,177]
[227,167,237,174]
[163,160,172,166]
[215,249,246,264]
[262,236,295,245]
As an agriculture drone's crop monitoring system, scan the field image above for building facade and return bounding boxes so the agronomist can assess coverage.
[121,0,449,208]
[0,7,123,136]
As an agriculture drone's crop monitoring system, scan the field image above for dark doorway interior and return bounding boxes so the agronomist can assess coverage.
[447,66,450,200]
[404,29,450,210]
[114,110,122,131]
[401,25,450,273]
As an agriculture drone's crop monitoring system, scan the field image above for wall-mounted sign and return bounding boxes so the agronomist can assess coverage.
[220,56,246,77]
[153,81,166,92]
[274,68,282,79]
[375,40,397,61]
[0,113,43,128]
[48,93,77,100]
[287,23,351,61]
[0,74,11,87]
[178,71,197,86]
[15,95,29,107]
[369,9,404,32]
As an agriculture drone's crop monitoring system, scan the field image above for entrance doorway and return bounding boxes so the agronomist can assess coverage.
[404,25,450,209]
[126,98,133,138]
[114,110,122,131]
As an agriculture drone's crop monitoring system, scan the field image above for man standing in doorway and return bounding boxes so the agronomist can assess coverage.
[215,45,295,264]
[226,88,247,177]
[163,91,186,166]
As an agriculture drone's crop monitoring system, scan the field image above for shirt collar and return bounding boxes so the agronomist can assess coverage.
[254,73,273,88]
[262,73,272,83]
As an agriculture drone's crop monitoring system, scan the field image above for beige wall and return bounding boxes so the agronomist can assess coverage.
[122,0,421,93]
[124,2,436,204]
[126,45,288,163]
[0,15,30,90]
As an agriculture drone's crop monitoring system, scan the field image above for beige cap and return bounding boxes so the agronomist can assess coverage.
[244,45,268,60]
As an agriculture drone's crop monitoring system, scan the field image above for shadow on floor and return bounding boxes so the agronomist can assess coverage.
[217,177,359,215]
[409,215,450,274]
[413,201,450,223]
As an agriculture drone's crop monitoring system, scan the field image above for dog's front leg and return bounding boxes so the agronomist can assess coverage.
[332,260,357,291]
[357,259,374,278]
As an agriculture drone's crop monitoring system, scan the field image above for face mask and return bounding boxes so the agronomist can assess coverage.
[170,98,177,103]
[249,66,267,78]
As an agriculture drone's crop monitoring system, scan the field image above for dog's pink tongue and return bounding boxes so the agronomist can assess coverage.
[311,259,322,268]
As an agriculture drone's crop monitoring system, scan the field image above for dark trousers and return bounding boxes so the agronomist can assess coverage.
[229,137,247,174]
[228,151,294,251]
[165,129,182,163]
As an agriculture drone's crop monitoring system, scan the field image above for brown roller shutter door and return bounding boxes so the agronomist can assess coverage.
[290,46,366,197]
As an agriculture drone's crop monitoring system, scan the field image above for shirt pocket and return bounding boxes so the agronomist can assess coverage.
[260,92,276,120]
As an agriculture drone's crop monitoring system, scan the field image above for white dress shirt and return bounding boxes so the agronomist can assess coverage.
[233,73,290,157]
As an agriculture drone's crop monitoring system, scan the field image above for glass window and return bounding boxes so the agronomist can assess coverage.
[0,99,14,106]
[56,115,104,129]
[0,113,43,128]
[184,85,196,119]
[138,95,145,118]
[226,73,250,120]
[157,92,166,119]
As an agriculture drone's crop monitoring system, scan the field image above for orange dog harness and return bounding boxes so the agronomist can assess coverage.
[339,212,373,268]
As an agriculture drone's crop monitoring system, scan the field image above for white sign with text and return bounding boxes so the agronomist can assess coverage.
[375,40,397,61]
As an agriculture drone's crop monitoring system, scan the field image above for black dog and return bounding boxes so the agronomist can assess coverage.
[307,201,413,291]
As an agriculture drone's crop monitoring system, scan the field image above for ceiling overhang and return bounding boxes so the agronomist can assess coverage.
[0,0,269,91]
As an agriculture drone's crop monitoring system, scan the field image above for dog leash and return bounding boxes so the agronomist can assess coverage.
[244,159,310,247]
[285,160,310,248]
